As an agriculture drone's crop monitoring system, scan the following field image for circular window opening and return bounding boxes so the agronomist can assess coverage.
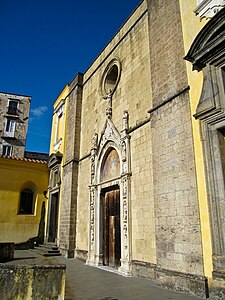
[100,58,121,98]
[104,65,119,95]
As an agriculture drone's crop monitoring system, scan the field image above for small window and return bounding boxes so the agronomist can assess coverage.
[2,145,12,156]
[5,119,16,133]
[8,100,18,115]
[51,169,60,187]
[104,65,119,95]
[19,189,34,214]
[56,113,63,142]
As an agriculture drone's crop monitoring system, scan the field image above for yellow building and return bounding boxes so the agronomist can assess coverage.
[46,85,69,244]
[0,154,49,246]
[181,0,225,297]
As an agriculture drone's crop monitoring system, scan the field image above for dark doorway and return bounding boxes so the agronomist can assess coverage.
[103,189,121,268]
[48,192,59,243]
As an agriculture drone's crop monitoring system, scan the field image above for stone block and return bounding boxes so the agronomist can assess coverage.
[0,243,14,262]
[0,264,66,299]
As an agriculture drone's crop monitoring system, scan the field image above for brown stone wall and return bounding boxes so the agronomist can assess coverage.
[59,73,83,257]
[147,0,204,278]
[0,93,30,158]
[148,0,188,105]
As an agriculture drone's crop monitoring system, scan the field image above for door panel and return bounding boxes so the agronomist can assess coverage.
[103,189,121,268]
[48,192,59,243]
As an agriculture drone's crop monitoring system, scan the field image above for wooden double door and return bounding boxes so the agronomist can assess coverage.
[103,189,121,268]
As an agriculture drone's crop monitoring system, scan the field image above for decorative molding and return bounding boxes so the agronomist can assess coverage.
[185,7,225,71]
[99,119,121,152]
[47,152,63,169]
[100,57,122,99]
[54,99,65,115]
[53,138,62,152]
[194,0,225,20]
[90,186,96,252]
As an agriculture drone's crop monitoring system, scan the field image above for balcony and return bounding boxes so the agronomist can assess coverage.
[2,131,15,138]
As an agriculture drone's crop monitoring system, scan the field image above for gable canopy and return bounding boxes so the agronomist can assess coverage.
[47,152,63,169]
[184,8,225,70]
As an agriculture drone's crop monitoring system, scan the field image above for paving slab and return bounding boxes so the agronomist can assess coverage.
[2,250,202,300]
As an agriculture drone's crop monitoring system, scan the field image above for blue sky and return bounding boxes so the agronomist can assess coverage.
[0,0,141,153]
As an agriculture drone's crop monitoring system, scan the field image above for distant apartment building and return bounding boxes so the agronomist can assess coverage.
[0,92,31,157]
[0,91,49,247]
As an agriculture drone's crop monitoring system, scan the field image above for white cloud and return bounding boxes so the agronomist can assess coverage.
[31,106,48,118]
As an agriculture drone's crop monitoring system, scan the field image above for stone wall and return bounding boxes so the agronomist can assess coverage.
[130,124,156,264]
[76,1,152,264]
[147,0,205,294]
[59,73,83,258]
[0,264,66,300]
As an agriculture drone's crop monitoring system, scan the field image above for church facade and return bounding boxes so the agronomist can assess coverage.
[47,0,225,298]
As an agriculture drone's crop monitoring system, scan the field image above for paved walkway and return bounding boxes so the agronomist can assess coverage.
[5,250,202,300]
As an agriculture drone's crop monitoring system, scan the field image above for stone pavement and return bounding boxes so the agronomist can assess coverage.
[4,250,202,300]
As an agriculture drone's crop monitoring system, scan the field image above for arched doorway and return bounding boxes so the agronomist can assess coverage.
[87,117,131,276]
[100,148,121,268]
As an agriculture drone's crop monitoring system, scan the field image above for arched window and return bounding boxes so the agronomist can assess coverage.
[19,188,34,214]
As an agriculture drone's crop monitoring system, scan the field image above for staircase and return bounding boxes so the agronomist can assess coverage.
[31,243,61,257]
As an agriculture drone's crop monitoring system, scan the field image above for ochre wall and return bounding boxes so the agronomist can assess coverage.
[49,84,69,155]
[179,0,213,279]
[0,158,49,244]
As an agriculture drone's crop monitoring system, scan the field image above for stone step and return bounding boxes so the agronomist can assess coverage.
[43,252,61,257]
[31,244,61,257]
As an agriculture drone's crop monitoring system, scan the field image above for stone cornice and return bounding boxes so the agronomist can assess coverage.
[194,0,225,20]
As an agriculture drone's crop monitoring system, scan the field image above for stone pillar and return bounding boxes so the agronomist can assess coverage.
[119,111,132,276]
[59,73,83,258]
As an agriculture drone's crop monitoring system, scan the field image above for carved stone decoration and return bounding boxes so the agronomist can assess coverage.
[91,133,98,150]
[122,141,126,162]
[122,176,128,198]
[123,224,128,259]
[87,113,132,275]
[105,91,113,119]
[90,187,96,251]
[194,0,225,20]
[99,119,121,149]
[90,133,98,185]
[122,110,129,131]
[122,175,129,259]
